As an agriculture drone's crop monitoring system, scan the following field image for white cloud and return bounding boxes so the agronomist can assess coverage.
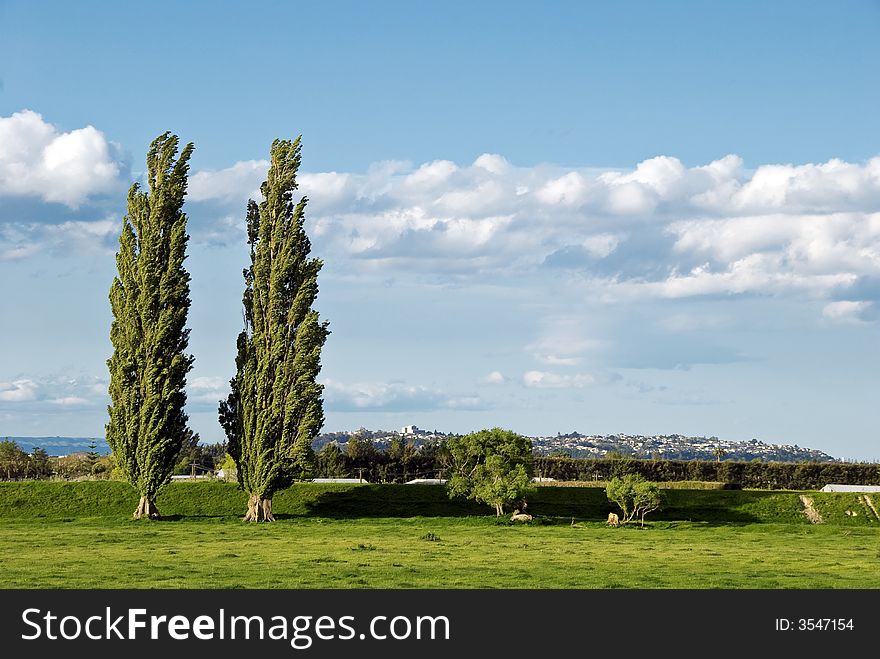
[0,243,41,261]
[581,233,622,258]
[473,153,510,175]
[536,172,590,206]
[322,379,485,412]
[0,110,124,207]
[522,371,595,389]
[822,300,873,323]
[483,371,507,384]
[49,396,91,407]
[173,149,880,318]
[527,318,605,366]
[405,160,457,187]
[187,376,229,404]
[0,218,118,259]
[187,159,268,204]
[0,379,39,402]
[0,374,107,408]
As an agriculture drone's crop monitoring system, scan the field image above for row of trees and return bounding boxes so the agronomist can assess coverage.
[0,438,225,482]
[533,456,880,490]
[4,429,667,523]
[106,133,328,520]
[0,441,51,480]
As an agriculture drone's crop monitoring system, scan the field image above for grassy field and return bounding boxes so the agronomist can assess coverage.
[1,481,878,588]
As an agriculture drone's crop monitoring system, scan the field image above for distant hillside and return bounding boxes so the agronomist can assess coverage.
[5,428,840,463]
[4,437,109,457]
[314,427,840,463]
[530,432,840,463]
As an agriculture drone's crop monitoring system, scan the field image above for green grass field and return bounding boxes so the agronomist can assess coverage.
[1,481,878,588]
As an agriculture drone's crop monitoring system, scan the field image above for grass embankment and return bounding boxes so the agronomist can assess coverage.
[1,481,878,589]
[1,480,878,526]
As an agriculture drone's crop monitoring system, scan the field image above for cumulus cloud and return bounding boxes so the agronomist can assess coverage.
[185,150,880,317]
[0,374,107,407]
[322,379,485,412]
[10,112,876,321]
[186,376,230,409]
[526,318,606,366]
[822,300,875,323]
[0,218,118,260]
[188,160,268,204]
[0,110,125,207]
[482,371,507,385]
[522,371,595,389]
[0,379,39,402]
[49,396,91,407]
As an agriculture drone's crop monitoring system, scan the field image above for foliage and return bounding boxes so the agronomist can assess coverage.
[606,475,662,526]
[106,132,195,517]
[0,441,52,480]
[533,456,880,490]
[315,443,347,478]
[29,448,51,479]
[172,434,225,476]
[215,453,238,481]
[447,428,534,515]
[607,451,637,478]
[219,137,329,520]
[345,435,380,462]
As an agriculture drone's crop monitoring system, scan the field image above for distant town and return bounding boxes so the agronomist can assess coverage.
[315,425,841,463]
[7,425,841,463]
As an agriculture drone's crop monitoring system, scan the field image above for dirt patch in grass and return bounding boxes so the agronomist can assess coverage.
[799,495,824,524]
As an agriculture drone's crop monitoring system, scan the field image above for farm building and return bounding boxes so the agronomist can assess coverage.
[820,484,880,493]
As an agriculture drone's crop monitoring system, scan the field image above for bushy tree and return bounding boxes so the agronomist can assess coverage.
[315,443,347,478]
[0,440,29,480]
[606,474,662,526]
[447,428,534,516]
[29,447,51,479]
[106,133,195,519]
[219,137,329,522]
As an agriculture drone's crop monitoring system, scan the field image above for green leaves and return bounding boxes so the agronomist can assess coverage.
[221,137,328,503]
[447,428,534,515]
[606,474,662,525]
[106,133,194,505]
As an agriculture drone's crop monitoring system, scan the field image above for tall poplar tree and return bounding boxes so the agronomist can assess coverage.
[219,137,329,522]
[106,133,195,519]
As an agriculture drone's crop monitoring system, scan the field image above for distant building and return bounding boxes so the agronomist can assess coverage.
[820,484,880,493]
[401,425,420,435]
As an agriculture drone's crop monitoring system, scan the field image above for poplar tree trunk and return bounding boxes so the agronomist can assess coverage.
[133,496,160,520]
[243,494,275,522]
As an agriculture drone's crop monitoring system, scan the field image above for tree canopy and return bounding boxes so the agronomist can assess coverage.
[219,136,329,522]
[106,132,194,519]
[605,474,662,526]
[446,428,534,516]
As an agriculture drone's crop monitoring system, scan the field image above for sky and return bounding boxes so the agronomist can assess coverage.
[0,1,878,460]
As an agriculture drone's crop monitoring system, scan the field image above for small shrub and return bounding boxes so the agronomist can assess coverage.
[606,474,662,527]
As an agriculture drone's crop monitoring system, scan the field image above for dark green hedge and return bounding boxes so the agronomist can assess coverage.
[532,457,879,490]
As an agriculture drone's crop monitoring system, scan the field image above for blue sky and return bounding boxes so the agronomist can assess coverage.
[1,1,878,459]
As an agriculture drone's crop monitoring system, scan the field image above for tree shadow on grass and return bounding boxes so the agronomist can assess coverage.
[299,484,491,519]
[149,484,775,524]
